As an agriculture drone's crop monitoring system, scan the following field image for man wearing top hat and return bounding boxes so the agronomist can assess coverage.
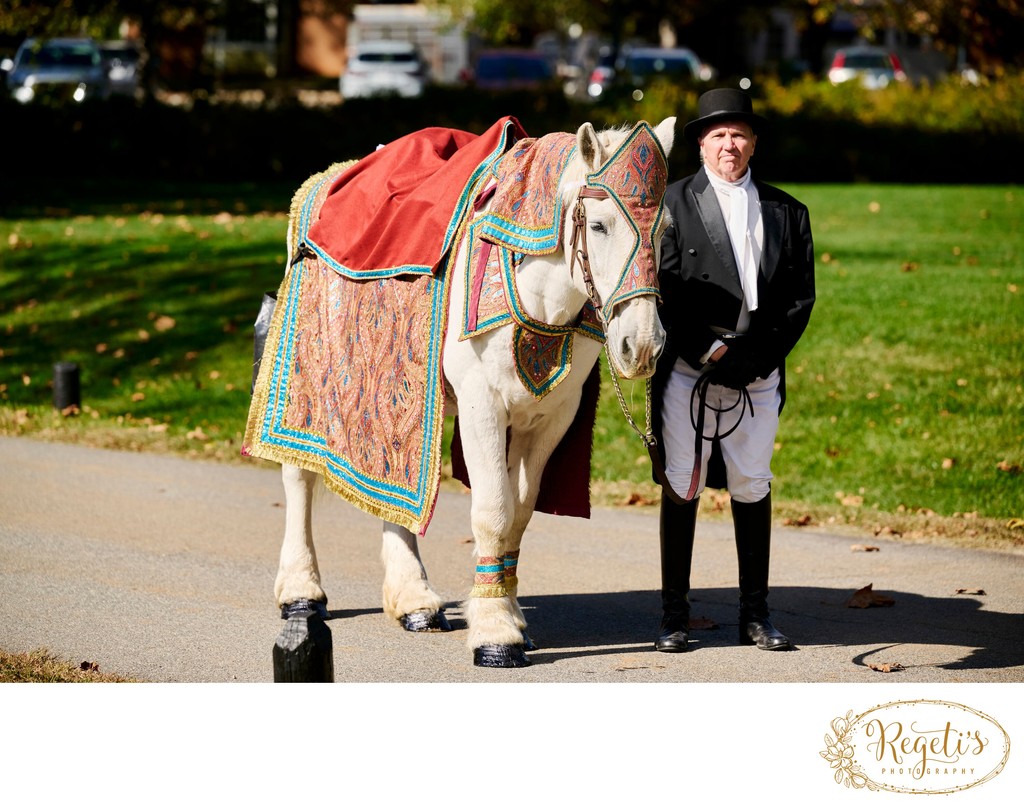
[651,88,815,653]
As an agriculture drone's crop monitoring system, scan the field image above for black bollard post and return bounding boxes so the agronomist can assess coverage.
[273,610,334,682]
[53,362,80,411]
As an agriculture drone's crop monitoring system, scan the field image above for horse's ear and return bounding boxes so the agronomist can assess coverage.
[576,122,605,172]
[654,117,677,158]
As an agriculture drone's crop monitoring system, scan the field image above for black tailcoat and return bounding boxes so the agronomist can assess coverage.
[652,167,816,485]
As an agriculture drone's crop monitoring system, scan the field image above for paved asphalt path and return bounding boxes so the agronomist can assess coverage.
[2,434,1022,684]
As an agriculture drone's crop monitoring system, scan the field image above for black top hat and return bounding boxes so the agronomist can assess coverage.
[683,88,768,142]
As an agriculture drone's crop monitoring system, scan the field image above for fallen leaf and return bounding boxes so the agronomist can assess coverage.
[846,583,895,609]
[996,461,1022,474]
[941,458,955,469]
[954,588,986,595]
[783,514,814,527]
[688,616,718,630]
[186,427,209,441]
[868,662,904,673]
[901,262,919,272]
[873,525,902,538]
[154,315,176,332]
[851,544,880,552]
[79,661,99,672]
[622,492,657,506]
[1008,518,1024,530]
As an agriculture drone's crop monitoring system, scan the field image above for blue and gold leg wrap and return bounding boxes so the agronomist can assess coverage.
[469,556,507,598]
[503,550,520,594]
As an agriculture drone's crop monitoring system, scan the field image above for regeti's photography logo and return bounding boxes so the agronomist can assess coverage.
[821,700,1010,794]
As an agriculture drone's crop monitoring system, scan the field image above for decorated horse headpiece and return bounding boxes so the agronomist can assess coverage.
[574,121,670,317]
[476,121,669,322]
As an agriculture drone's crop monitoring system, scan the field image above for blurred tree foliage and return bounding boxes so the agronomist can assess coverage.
[807,0,1024,74]
[1,1,1020,82]
[426,0,1023,74]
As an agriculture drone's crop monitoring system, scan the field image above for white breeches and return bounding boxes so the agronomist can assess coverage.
[661,358,781,503]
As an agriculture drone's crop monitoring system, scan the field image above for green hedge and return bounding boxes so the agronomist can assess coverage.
[2,74,1022,193]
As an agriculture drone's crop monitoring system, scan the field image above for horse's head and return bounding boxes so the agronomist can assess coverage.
[562,117,675,379]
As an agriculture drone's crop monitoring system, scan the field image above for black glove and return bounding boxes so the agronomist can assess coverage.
[708,346,759,389]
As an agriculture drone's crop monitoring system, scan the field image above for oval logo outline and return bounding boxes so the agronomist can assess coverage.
[822,699,1010,794]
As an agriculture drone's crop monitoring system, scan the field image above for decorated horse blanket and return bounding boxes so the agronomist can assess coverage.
[243,117,601,534]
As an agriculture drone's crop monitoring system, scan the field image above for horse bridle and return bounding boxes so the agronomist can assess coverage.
[568,185,668,471]
[568,187,611,324]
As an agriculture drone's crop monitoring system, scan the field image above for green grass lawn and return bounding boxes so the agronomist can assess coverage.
[2,183,1021,542]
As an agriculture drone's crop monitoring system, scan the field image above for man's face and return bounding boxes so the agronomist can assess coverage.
[699,120,757,182]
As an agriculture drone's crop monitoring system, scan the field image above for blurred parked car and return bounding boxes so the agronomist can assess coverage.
[827,46,907,88]
[587,46,715,100]
[99,40,144,97]
[5,37,109,104]
[341,40,428,99]
[471,49,555,91]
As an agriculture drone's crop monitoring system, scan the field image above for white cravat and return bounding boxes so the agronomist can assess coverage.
[708,169,760,315]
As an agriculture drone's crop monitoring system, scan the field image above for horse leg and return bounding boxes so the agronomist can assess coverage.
[272,463,333,681]
[455,395,529,667]
[275,463,328,618]
[381,521,451,632]
[503,410,580,652]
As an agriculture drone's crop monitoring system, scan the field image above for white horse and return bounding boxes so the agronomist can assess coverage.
[263,117,676,668]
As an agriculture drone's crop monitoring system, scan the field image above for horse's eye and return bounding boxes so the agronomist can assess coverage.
[589,221,607,234]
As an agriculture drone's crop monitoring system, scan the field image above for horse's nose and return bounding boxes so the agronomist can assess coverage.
[651,336,665,364]
[619,336,633,364]
[621,334,658,371]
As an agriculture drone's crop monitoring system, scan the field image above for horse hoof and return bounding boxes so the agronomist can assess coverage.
[281,599,328,620]
[273,611,334,682]
[400,609,452,632]
[473,644,531,668]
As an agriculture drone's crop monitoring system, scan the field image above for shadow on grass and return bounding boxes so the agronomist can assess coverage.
[2,225,284,418]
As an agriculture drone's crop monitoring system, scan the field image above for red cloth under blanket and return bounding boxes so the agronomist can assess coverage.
[306,116,529,278]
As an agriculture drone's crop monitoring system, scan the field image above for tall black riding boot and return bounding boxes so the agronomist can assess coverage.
[732,493,792,650]
[655,493,699,652]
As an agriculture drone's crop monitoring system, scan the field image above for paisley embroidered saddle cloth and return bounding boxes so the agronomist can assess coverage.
[243,118,604,534]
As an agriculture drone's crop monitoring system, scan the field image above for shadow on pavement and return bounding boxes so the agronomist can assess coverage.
[512,586,1024,673]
